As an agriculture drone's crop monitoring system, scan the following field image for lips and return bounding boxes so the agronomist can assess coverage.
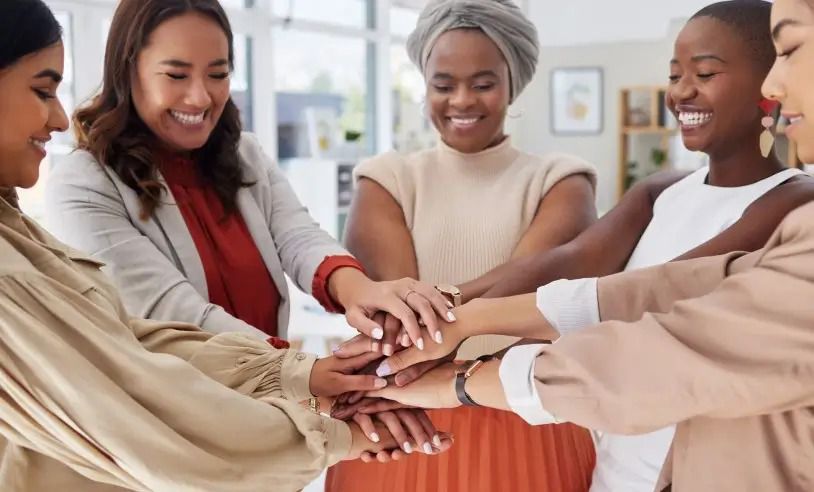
[678,111,713,128]
[447,115,483,130]
[169,109,206,126]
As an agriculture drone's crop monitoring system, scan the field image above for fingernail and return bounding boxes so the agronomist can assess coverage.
[376,362,392,377]
[403,442,413,454]
[374,378,388,389]
[371,341,380,352]
[434,331,443,344]
[383,344,393,356]
[416,338,424,350]
[331,344,340,354]
[433,435,442,447]
[446,311,456,322]
[423,443,433,454]
[400,334,410,347]
[370,432,380,443]
[372,327,384,340]
[446,300,454,309]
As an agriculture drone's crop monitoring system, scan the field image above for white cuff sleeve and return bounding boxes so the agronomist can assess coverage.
[499,344,560,425]
[536,277,600,336]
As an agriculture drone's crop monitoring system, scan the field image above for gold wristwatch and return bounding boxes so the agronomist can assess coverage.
[435,284,462,307]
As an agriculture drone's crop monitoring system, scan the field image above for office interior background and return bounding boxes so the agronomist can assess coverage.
[34,1,811,488]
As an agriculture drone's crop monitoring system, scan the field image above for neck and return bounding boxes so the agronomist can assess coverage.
[0,187,19,209]
[444,132,508,154]
[706,143,785,187]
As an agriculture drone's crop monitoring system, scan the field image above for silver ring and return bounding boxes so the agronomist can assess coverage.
[404,289,419,303]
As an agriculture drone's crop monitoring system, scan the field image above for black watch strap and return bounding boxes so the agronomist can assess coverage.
[455,355,494,407]
[455,372,479,406]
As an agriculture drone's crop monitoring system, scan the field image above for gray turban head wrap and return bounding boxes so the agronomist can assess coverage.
[406,0,540,103]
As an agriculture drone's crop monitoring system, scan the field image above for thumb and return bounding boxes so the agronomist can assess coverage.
[375,346,428,377]
[339,351,384,372]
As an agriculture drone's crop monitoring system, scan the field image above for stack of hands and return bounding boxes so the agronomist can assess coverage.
[307,277,485,463]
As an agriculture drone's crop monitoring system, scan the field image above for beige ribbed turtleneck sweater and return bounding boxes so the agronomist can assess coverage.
[354,137,596,355]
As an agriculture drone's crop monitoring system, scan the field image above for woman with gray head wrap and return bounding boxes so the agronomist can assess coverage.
[406,0,540,103]
[328,1,598,491]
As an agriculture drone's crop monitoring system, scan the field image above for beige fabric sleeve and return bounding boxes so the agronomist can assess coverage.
[0,273,350,491]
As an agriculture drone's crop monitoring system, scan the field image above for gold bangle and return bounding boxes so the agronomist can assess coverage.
[308,397,320,414]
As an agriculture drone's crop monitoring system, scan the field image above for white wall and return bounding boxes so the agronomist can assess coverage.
[533,0,712,47]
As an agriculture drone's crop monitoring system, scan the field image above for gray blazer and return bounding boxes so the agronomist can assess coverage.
[45,133,349,339]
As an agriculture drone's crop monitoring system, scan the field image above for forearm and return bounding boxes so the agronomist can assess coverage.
[457,295,559,341]
[482,242,604,299]
[133,318,316,401]
[465,359,511,411]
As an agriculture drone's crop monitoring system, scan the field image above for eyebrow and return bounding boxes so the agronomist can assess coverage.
[33,69,62,83]
[431,70,499,80]
[159,59,229,68]
[772,19,801,41]
[691,54,726,63]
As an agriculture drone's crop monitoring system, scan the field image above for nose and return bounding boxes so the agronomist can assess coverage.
[185,76,212,108]
[761,59,785,104]
[669,76,698,104]
[49,98,69,133]
[449,86,476,110]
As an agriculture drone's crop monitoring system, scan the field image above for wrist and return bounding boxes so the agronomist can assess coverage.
[456,298,496,337]
[327,267,368,309]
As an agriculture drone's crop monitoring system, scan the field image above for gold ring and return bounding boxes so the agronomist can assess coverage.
[405,289,419,302]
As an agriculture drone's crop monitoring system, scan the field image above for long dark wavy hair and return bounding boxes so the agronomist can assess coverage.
[74,0,248,220]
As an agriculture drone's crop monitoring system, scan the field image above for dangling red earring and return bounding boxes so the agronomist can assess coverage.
[759,98,780,158]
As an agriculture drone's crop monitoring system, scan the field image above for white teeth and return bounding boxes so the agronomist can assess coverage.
[678,111,712,127]
[170,110,205,126]
[29,139,46,149]
[450,117,479,126]
[789,116,803,125]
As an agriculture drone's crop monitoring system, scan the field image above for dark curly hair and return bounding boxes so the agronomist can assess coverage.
[691,0,774,76]
[73,0,249,220]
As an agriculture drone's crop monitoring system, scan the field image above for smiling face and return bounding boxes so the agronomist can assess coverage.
[130,12,231,153]
[425,28,511,154]
[763,0,814,163]
[667,17,767,155]
[0,42,68,189]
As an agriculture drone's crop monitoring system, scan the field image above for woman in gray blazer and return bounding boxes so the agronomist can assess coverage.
[44,0,451,444]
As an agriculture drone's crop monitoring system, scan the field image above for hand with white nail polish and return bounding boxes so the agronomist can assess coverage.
[327,270,454,351]
[375,308,468,378]
[368,362,462,410]
[345,418,454,462]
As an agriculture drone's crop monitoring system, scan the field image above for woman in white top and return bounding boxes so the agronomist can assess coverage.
[338,2,814,491]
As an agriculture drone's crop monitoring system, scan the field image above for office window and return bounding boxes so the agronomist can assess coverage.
[273,28,371,159]
[272,0,371,29]
[390,43,434,151]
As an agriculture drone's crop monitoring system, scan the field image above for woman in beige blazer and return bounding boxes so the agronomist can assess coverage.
[354,2,814,489]
[0,1,452,490]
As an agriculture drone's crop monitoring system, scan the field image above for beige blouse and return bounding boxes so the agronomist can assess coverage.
[0,197,350,491]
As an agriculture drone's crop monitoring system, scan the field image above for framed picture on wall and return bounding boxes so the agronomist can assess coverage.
[550,67,604,135]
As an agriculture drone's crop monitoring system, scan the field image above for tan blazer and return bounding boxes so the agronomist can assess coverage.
[0,197,350,491]
[45,133,349,339]
[533,201,814,491]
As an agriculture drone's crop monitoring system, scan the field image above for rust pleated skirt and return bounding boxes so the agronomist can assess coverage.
[326,406,595,492]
